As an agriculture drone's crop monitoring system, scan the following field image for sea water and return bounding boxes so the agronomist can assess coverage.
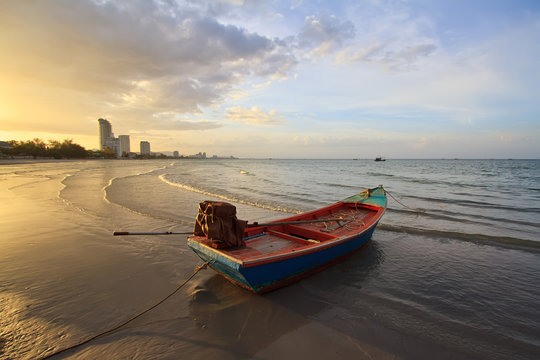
[1,159,539,359]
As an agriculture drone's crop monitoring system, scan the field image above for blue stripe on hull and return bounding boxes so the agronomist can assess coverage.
[188,224,378,293]
[186,240,249,286]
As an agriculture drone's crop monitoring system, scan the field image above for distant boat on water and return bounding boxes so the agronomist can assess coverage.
[374,156,386,162]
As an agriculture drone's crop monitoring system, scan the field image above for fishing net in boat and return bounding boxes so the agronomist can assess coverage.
[193,201,247,248]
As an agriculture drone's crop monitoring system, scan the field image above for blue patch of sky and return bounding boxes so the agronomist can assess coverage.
[410,0,540,48]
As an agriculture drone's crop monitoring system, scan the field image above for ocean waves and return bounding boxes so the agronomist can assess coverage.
[378,224,540,252]
[402,192,540,213]
[158,174,302,214]
[97,158,539,252]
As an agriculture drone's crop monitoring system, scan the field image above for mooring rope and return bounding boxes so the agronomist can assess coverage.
[384,188,425,213]
[40,261,210,360]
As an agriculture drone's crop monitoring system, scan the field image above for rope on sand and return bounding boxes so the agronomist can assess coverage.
[40,261,210,359]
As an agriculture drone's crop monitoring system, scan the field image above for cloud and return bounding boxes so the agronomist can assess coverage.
[147,117,222,131]
[394,44,437,62]
[336,42,386,63]
[130,117,221,132]
[337,41,437,70]
[1,0,538,158]
[225,106,285,125]
[330,1,439,70]
[0,0,296,126]
[297,13,356,56]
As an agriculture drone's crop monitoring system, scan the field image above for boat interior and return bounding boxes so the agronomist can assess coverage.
[220,202,381,262]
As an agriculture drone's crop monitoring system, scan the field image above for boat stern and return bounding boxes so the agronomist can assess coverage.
[187,237,256,290]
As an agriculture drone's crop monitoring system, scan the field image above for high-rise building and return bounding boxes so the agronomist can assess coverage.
[118,135,130,157]
[140,141,150,155]
[98,118,130,158]
[98,118,112,150]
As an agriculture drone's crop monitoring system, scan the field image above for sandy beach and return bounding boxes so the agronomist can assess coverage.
[1,160,538,360]
[0,161,434,360]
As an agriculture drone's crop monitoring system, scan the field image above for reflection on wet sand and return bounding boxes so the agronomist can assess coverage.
[186,242,385,359]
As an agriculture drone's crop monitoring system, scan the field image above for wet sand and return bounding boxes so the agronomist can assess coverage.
[0,162,489,359]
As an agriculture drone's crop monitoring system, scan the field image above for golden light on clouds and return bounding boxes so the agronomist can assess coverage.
[0,1,538,158]
[225,106,285,125]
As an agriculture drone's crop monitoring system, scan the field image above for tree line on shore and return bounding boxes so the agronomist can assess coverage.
[0,139,94,159]
[0,138,176,159]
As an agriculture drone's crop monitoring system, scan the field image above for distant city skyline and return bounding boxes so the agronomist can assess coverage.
[1,1,539,158]
[97,118,222,158]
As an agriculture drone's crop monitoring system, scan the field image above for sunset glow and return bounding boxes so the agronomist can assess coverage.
[1,0,539,158]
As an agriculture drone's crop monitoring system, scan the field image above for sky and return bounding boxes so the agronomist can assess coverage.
[1,0,539,159]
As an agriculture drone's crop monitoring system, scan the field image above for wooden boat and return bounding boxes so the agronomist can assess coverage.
[187,186,387,293]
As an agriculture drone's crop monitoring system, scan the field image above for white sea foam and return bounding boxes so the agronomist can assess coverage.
[102,163,170,204]
[158,174,299,214]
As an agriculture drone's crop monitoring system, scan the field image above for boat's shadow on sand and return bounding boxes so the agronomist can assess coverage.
[185,241,385,358]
